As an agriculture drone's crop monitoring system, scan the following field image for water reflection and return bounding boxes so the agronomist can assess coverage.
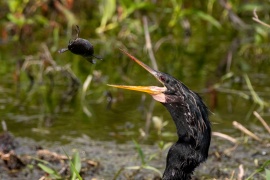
[0,39,269,145]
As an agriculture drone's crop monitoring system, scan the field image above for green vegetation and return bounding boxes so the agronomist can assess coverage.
[113,139,162,179]
[247,160,270,180]
[1,0,269,108]
[37,150,82,180]
[0,0,270,179]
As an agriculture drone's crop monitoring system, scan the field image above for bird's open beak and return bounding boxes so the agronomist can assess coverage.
[108,49,167,95]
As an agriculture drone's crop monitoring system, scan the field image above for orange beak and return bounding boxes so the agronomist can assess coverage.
[108,49,166,95]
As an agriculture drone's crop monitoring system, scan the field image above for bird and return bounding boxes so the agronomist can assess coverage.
[58,25,102,64]
[108,49,211,180]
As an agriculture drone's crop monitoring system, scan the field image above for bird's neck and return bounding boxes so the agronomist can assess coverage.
[163,171,191,180]
[162,103,193,138]
[161,101,211,179]
[163,165,192,180]
[162,142,199,180]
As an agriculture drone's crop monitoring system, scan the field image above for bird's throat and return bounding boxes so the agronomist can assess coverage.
[151,93,166,103]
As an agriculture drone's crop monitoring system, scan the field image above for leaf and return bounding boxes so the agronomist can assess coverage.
[266,169,270,180]
[38,163,55,174]
[120,1,153,20]
[196,11,221,29]
[124,166,141,170]
[100,0,116,27]
[7,0,24,13]
[7,14,26,27]
[34,14,49,25]
[238,3,263,12]
[70,151,82,180]
[261,160,270,170]
[220,72,234,82]
[246,160,270,179]
[32,157,51,165]
[142,165,162,177]
[71,151,82,178]
[82,75,93,96]
[61,148,83,180]
[169,8,221,29]
[81,75,93,117]
[162,142,173,151]
[244,74,269,108]
[38,163,61,179]
[133,139,145,165]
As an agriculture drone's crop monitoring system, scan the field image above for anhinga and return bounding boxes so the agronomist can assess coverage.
[108,50,211,180]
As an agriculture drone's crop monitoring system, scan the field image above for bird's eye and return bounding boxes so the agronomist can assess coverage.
[160,75,166,82]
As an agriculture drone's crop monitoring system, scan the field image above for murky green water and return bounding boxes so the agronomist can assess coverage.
[1,35,269,146]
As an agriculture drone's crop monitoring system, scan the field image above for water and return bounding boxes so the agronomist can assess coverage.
[0,15,269,146]
[1,40,269,145]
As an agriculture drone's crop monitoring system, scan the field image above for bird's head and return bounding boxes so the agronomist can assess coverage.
[108,49,182,104]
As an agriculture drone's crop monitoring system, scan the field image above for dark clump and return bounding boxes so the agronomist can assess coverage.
[0,132,17,153]
[58,25,102,64]
[1,151,25,170]
[0,132,25,170]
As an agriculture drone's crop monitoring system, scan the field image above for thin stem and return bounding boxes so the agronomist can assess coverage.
[142,16,158,136]
[143,16,158,71]
[145,99,156,135]
[253,111,270,134]
[212,132,237,144]
[253,8,270,28]
[232,121,262,142]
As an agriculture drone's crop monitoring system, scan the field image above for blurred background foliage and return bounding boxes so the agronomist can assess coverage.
[0,0,269,141]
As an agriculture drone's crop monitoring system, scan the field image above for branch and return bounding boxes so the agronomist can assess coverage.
[212,132,237,144]
[253,111,270,134]
[252,8,270,28]
[233,121,262,142]
[143,16,158,71]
